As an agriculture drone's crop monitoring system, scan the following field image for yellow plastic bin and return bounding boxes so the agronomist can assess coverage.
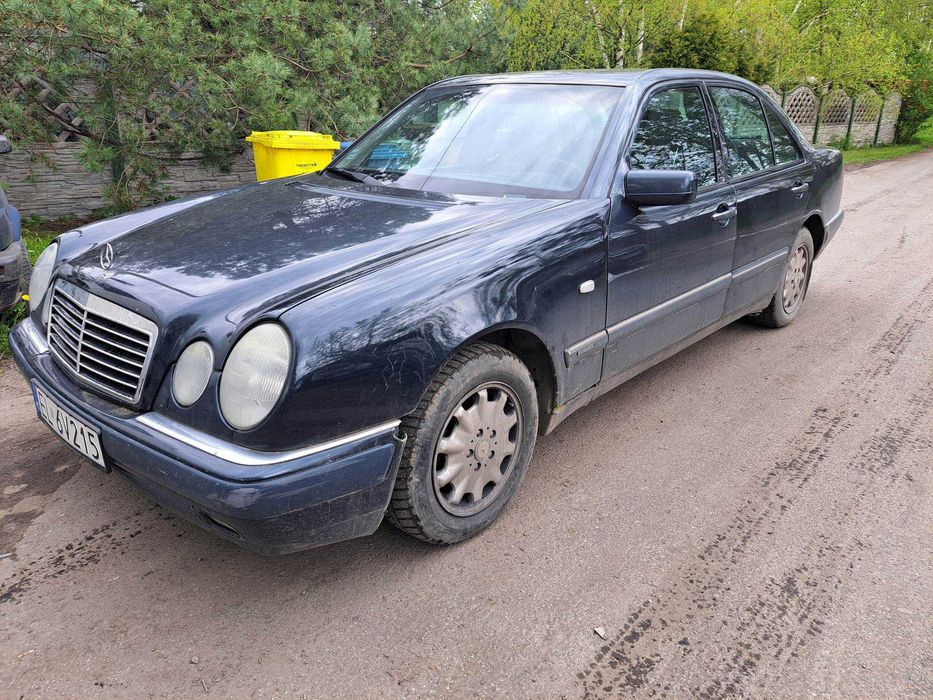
[245,130,341,181]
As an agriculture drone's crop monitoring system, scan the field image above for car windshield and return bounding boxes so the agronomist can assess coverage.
[333,83,623,198]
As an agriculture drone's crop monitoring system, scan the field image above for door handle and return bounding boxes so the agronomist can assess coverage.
[791,181,810,195]
[711,206,737,223]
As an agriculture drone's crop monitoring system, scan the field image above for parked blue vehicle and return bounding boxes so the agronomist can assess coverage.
[0,135,30,312]
[11,70,843,554]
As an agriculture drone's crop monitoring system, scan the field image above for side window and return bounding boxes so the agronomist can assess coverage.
[710,87,773,177]
[629,87,717,187]
[764,105,801,164]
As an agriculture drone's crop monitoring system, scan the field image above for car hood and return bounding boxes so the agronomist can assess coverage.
[68,176,558,311]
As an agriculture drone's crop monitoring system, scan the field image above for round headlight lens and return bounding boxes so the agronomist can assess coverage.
[219,323,291,430]
[28,242,59,313]
[172,341,214,407]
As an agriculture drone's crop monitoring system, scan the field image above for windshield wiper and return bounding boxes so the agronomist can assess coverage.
[323,166,380,185]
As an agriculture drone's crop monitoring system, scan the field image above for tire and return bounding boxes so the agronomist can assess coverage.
[386,341,538,544]
[749,227,814,328]
[18,245,32,299]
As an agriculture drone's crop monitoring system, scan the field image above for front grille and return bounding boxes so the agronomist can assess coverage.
[46,280,158,403]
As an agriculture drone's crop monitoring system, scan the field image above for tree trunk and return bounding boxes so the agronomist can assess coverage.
[636,14,644,64]
[584,0,613,68]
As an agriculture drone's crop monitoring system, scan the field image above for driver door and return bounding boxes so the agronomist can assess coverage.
[603,83,737,380]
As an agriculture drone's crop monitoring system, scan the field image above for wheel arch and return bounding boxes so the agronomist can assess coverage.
[450,323,558,434]
[803,213,826,257]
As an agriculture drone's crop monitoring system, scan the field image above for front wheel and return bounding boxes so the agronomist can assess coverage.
[386,342,538,544]
[750,227,814,328]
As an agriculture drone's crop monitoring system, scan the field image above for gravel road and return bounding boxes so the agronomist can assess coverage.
[1,151,931,699]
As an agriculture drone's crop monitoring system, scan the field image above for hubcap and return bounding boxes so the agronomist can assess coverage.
[782,244,809,314]
[432,382,523,517]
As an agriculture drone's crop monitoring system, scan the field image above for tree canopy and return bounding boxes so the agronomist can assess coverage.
[1,0,930,208]
[0,0,508,207]
[508,0,930,95]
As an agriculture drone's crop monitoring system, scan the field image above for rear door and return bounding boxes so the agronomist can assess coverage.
[706,84,815,313]
[603,83,737,381]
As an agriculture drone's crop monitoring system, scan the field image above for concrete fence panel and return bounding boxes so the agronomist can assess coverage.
[877,94,901,145]
[2,146,256,219]
[783,86,820,127]
[2,143,111,219]
[849,91,884,146]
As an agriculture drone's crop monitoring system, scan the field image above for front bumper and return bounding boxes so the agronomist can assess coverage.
[10,318,405,555]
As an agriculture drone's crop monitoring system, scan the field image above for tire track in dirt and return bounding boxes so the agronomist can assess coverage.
[0,369,88,555]
[577,278,933,698]
[0,504,170,605]
[0,443,82,556]
[842,154,933,214]
[684,390,931,698]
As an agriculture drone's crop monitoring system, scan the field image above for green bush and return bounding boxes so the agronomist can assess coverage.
[647,12,772,84]
[896,48,933,143]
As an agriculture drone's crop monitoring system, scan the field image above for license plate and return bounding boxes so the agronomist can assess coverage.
[32,383,107,470]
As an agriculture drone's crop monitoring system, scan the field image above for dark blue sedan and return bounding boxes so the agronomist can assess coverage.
[11,69,843,554]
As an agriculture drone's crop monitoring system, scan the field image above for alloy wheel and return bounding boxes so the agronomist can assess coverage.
[782,244,810,314]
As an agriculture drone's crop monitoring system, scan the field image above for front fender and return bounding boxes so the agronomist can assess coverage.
[277,199,610,445]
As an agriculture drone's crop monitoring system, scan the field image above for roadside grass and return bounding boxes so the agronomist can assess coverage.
[0,216,87,359]
[841,118,933,165]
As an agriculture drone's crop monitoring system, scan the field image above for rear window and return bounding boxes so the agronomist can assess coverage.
[765,105,801,165]
[710,87,774,177]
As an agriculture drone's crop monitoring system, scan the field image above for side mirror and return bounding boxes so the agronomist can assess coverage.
[0,135,11,155]
[624,169,696,207]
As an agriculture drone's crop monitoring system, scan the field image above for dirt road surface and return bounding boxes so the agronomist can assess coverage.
[1,151,931,699]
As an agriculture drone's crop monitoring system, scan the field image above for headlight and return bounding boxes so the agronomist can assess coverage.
[219,323,291,430]
[172,341,214,407]
[28,242,58,313]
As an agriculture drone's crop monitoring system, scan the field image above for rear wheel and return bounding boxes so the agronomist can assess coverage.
[750,227,814,328]
[386,342,538,544]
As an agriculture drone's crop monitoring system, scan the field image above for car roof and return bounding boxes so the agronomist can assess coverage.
[432,68,757,90]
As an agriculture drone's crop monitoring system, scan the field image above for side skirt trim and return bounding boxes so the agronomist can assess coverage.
[542,294,773,435]
[606,274,732,345]
[564,330,609,367]
[731,247,789,283]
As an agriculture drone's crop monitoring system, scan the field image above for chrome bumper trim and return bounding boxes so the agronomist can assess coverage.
[826,207,844,232]
[136,413,401,467]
